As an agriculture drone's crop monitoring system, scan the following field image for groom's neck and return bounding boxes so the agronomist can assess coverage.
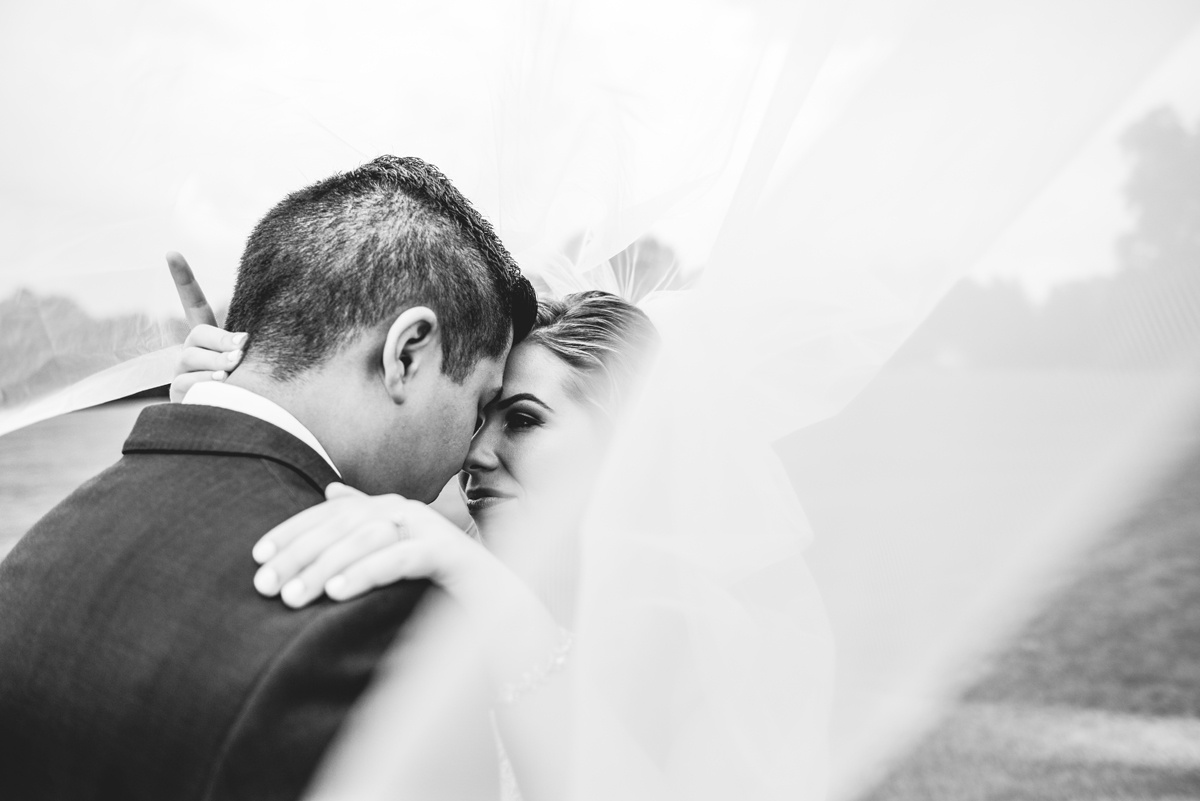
[222,349,398,495]
[223,364,347,466]
[223,364,303,415]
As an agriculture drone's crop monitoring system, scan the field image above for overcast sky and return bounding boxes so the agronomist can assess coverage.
[0,0,763,317]
[971,23,1200,301]
[1,0,1197,317]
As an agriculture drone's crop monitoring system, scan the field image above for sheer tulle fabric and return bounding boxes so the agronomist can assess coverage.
[4,0,1198,798]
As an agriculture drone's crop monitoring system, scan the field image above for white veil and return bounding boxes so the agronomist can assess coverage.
[3,0,1199,798]
[514,6,1199,798]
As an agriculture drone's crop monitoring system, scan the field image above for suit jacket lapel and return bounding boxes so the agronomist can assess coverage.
[122,404,342,493]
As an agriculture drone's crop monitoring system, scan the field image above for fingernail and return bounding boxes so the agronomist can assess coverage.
[281,579,306,607]
[228,350,242,364]
[254,567,279,595]
[252,540,276,563]
[212,371,227,381]
[232,332,248,346]
[326,575,347,599]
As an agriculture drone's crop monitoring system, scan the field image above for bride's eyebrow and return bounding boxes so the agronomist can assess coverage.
[494,393,553,413]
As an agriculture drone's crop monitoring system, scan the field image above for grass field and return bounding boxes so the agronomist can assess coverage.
[779,368,1200,800]
[857,423,1200,799]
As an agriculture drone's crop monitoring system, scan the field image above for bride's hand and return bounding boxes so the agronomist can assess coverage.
[171,324,247,402]
[257,485,566,708]
[166,251,218,328]
[252,483,492,609]
[165,252,247,402]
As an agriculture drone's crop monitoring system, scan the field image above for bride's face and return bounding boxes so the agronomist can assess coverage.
[460,340,606,542]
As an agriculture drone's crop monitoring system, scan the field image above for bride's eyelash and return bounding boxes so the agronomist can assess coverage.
[504,411,543,431]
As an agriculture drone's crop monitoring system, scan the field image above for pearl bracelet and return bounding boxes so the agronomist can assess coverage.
[495,627,574,706]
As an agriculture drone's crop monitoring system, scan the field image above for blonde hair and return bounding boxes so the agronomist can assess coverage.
[524,291,659,416]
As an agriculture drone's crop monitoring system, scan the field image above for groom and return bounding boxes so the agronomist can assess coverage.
[0,156,536,800]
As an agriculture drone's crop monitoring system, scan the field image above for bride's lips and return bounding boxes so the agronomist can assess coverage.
[464,487,515,513]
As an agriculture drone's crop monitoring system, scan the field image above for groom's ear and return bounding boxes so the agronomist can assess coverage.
[381,306,440,403]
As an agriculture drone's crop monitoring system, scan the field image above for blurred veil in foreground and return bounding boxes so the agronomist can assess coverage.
[2,0,1198,798]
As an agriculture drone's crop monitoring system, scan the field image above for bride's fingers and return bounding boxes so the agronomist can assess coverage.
[169,371,225,404]
[170,327,248,403]
[325,541,430,602]
[252,498,365,567]
[254,525,348,597]
[280,520,402,608]
[179,345,242,375]
[183,323,247,355]
[166,252,219,328]
[252,496,412,598]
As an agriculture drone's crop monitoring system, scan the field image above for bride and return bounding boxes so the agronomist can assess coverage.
[170,269,830,800]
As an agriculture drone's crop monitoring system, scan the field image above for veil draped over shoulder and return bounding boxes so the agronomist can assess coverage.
[3,0,1198,798]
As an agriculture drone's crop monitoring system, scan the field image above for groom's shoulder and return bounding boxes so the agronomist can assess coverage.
[0,402,427,800]
[10,402,335,556]
[4,401,347,601]
[0,402,336,627]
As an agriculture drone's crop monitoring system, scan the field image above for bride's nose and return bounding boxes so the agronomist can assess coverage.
[464,424,500,473]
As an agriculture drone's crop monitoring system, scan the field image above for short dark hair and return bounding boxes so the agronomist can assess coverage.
[225,155,537,382]
[525,291,659,416]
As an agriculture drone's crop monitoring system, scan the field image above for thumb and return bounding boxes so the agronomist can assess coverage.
[325,482,367,500]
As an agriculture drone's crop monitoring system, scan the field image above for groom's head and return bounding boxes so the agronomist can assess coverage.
[224,155,536,500]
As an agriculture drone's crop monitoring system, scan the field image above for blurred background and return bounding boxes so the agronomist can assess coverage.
[3,1,1200,799]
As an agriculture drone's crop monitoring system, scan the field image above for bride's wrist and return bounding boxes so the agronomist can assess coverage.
[444,552,564,684]
[437,534,502,600]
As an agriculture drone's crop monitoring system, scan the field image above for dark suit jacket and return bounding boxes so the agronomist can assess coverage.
[0,403,429,801]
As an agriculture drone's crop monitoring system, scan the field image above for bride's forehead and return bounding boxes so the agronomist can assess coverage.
[502,341,573,395]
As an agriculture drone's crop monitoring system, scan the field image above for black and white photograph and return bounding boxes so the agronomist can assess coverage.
[2,1,1200,798]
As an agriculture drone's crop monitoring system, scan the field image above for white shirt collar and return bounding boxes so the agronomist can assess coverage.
[182,381,341,476]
